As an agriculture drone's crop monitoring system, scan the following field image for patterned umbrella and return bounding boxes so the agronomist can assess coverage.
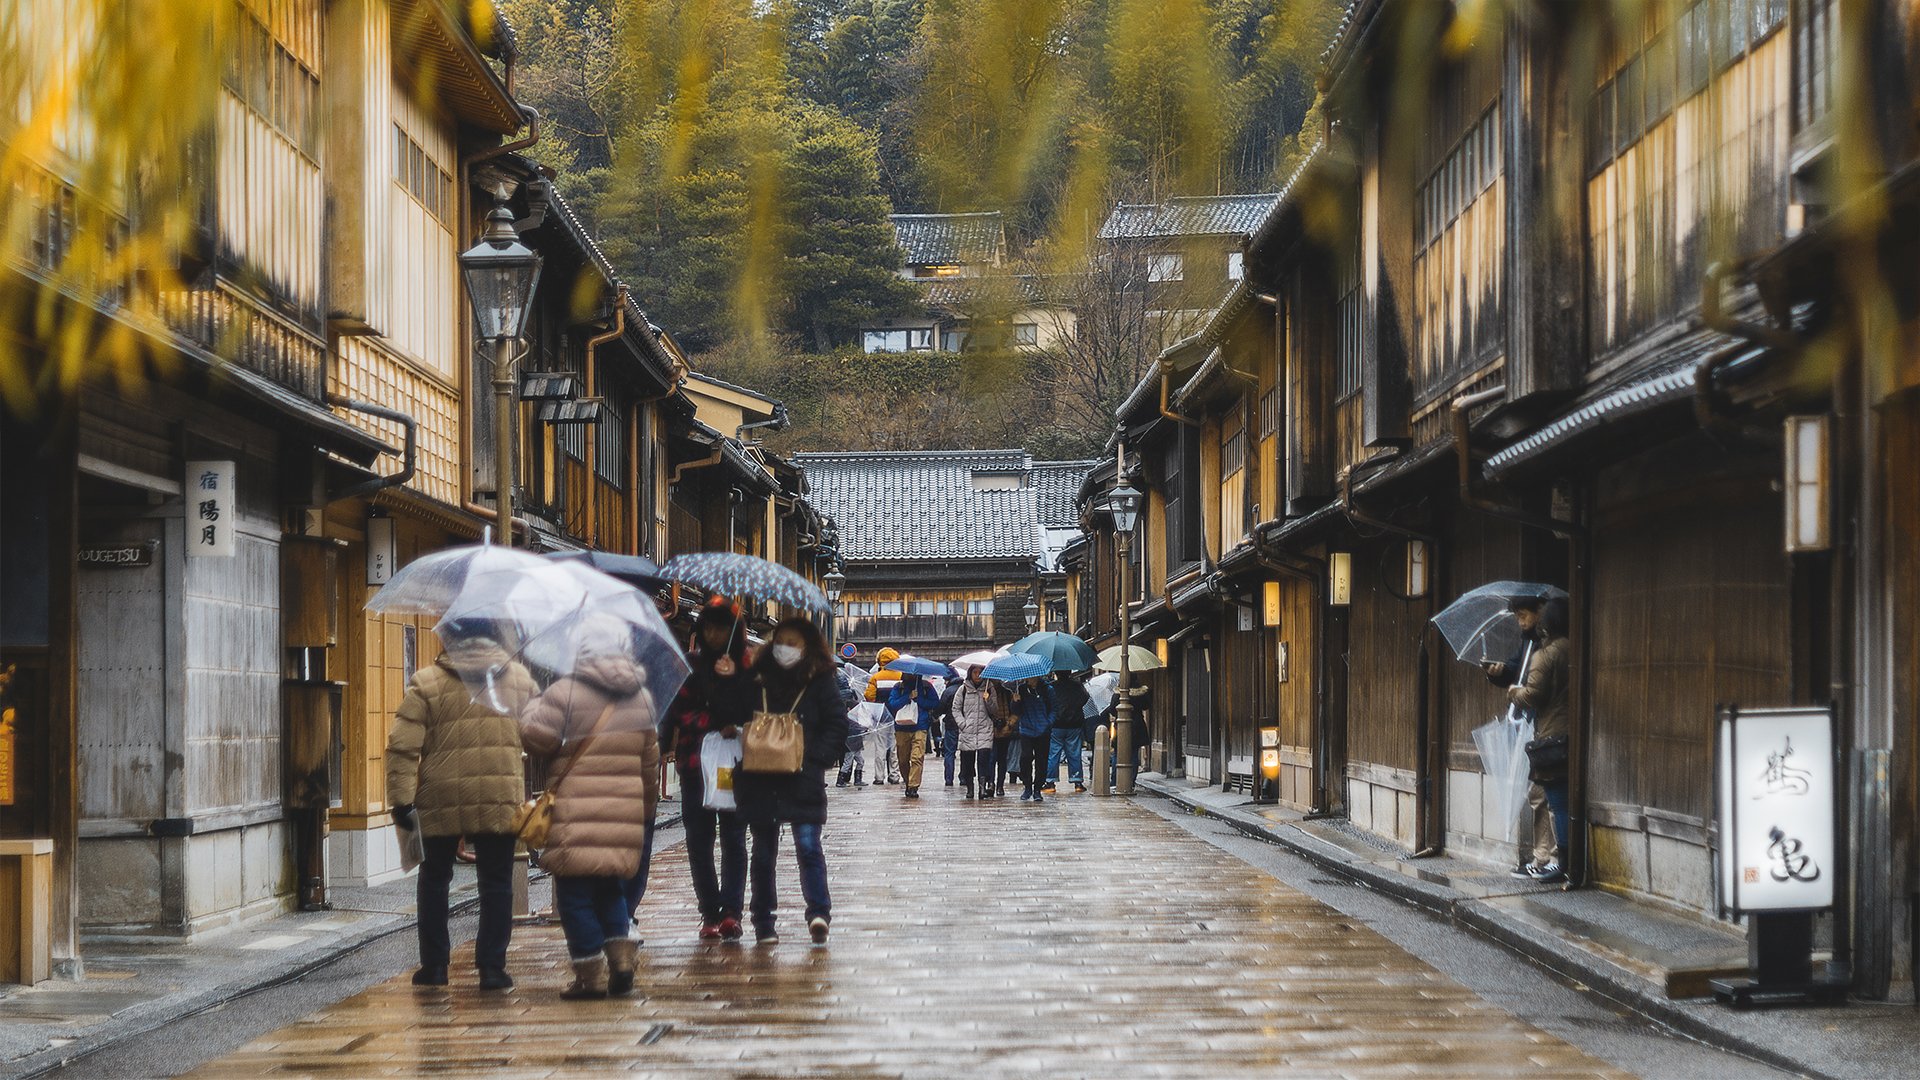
[980,653,1051,682]
[890,655,952,677]
[1008,630,1099,672]
[659,552,829,612]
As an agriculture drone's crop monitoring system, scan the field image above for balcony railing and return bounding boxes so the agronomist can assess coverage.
[840,614,993,643]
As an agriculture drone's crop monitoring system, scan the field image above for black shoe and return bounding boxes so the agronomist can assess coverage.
[1509,864,1536,880]
[836,779,850,788]
[412,966,448,987]
[1073,783,1087,793]
[755,926,779,945]
[478,967,513,991]
[905,788,919,799]
[963,783,974,798]
[1041,782,1056,792]
[945,781,955,787]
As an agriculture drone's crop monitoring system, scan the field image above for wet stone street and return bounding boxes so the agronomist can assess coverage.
[185,786,1706,1078]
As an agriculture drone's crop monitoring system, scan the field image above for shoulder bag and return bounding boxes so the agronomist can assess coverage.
[514,699,618,849]
[742,686,808,774]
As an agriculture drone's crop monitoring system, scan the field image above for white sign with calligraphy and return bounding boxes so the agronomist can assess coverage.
[1717,705,1834,914]
[185,460,236,558]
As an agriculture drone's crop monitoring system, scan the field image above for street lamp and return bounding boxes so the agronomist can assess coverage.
[823,569,846,606]
[1022,597,1039,632]
[1095,479,1143,794]
[460,197,543,548]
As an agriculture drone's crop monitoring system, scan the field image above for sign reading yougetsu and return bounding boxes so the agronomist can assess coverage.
[185,460,236,558]
[1717,705,1835,914]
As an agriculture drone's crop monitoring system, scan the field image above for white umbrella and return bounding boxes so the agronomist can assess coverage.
[950,649,1001,672]
[1085,672,1119,715]
[1095,644,1161,673]
[1472,714,1536,841]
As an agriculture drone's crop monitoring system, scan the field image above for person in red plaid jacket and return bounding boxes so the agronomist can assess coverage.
[662,599,755,941]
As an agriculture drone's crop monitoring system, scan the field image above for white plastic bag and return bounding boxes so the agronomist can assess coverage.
[893,702,919,729]
[701,731,742,812]
[396,818,425,873]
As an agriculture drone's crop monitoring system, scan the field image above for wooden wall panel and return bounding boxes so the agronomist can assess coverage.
[1343,537,1423,774]
[332,338,461,504]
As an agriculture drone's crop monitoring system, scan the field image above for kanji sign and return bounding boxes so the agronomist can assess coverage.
[1717,705,1835,914]
[185,460,236,558]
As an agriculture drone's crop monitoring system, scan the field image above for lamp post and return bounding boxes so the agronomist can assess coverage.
[1022,597,1039,632]
[460,198,543,548]
[1098,480,1143,794]
[823,567,846,645]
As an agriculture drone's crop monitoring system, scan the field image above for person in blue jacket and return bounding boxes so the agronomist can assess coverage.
[1011,677,1057,802]
[886,673,941,799]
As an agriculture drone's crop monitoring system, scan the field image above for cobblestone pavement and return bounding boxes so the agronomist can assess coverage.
[190,785,1640,1079]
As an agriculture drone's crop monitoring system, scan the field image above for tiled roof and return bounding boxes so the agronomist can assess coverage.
[922,274,1077,312]
[1097,193,1280,241]
[890,212,1006,267]
[1032,460,1098,527]
[794,449,1062,562]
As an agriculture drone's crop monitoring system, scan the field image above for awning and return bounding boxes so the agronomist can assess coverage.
[1484,345,1768,477]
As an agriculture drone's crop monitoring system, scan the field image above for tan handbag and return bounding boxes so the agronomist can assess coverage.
[515,700,618,848]
[741,687,807,774]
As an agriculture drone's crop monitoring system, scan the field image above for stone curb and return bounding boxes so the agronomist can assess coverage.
[1135,780,1832,1080]
[6,809,685,1080]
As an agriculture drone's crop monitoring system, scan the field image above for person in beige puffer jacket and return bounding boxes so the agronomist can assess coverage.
[385,621,537,991]
[520,624,660,1000]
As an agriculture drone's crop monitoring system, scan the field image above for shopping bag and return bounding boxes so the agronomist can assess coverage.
[701,731,742,811]
[893,702,920,729]
[395,818,425,873]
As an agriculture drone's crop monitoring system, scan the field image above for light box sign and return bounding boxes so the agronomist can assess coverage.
[1717,705,1835,914]
[186,460,236,558]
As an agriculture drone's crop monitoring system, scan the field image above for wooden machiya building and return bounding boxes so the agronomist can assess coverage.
[796,451,1093,666]
[1075,0,1920,999]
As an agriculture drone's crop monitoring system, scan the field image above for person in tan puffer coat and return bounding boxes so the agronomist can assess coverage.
[385,621,537,991]
[520,621,660,1000]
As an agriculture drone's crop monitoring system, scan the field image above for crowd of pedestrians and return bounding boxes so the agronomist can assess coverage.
[383,609,1123,1002]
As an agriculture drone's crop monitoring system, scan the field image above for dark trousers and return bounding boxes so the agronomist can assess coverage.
[417,832,513,971]
[555,875,629,959]
[942,728,958,783]
[749,821,830,932]
[994,736,1018,780]
[957,746,993,790]
[1021,734,1049,792]
[680,770,747,922]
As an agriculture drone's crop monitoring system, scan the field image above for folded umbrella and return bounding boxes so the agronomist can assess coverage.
[981,653,1051,682]
[661,551,828,612]
[1008,630,1098,672]
[1471,715,1536,841]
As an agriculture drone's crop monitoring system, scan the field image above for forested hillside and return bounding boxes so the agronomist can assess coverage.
[500,0,1337,453]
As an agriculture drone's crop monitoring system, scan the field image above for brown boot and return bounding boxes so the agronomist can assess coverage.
[604,938,637,997]
[560,955,608,1000]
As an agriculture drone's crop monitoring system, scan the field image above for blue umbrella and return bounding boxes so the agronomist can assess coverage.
[660,552,829,612]
[981,653,1051,682]
[890,655,951,677]
[1008,630,1098,672]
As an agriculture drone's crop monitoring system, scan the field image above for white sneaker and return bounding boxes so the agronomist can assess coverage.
[1526,861,1565,883]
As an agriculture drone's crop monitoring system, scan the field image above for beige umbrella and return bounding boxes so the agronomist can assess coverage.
[1095,644,1161,673]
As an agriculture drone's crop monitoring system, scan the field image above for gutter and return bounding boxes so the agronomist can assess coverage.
[462,106,541,168]
[581,284,628,547]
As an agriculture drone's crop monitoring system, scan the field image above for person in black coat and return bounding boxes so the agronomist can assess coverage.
[737,617,849,945]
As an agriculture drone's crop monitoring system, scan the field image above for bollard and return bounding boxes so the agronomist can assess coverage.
[1091,724,1112,797]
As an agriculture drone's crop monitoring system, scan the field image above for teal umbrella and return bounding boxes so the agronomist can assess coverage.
[1008,631,1098,672]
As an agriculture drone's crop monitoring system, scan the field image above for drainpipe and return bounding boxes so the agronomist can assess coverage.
[1159,360,1199,426]
[325,397,417,502]
[1451,386,1586,540]
[737,402,791,442]
[462,106,541,168]
[581,285,629,548]
[1701,260,1797,351]
[670,447,725,487]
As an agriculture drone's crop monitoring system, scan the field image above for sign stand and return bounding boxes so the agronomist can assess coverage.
[1711,704,1848,1009]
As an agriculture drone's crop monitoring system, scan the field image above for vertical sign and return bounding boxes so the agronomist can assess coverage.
[366,516,397,585]
[1262,580,1282,626]
[1717,705,1835,913]
[186,460,236,558]
[0,665,15,806]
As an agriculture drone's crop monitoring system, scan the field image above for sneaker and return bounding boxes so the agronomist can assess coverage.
[1073,782,1087,793]
[808,917,829,944]
[698,921,723,941]
[1041,782,1057,793]
[1032,790,1044,803]
[718,916,744,941]
[1509,864,1537,880]
[1526,861,1565,883]
[905,788,919,799]
[755,926,778,945]
[855,779,868,787]
[1020,788,1033,802]
[836,780,850,788]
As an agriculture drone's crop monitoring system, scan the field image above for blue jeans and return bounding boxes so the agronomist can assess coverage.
[749,821,830,932]
[1047,728,1084,785]
[942,727,958,783]
[680,769,747,922]
[1541,780,1570,862]
[620,823,656,918]
[555,875,630,959]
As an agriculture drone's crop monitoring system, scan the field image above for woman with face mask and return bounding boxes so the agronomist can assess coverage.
[734,617,849,945]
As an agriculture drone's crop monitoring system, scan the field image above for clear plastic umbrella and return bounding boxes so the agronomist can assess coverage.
[1431,581,1567,666]
[1472,714,1536,841]
[436,559,690,727]
[1085,672,1119,717]
[364,542,551,617]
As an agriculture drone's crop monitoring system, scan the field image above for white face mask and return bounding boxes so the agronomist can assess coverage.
[771,643,805,669]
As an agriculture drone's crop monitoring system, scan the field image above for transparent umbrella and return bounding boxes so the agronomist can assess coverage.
[1085,672,1119,717]
[1471,714,1536,841]
[1430,581,1567,666]
[364,542,551,617]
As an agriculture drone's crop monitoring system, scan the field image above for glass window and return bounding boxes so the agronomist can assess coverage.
[1012,323,1038,347]
[909,601,936,615]
[907,328,933,350]
[941,329,969,352]
[1226,252,1245,280]
[1148,253,1184,282]
[966,599,994,615]
[878,601,904,616]
[846,601,874,617]
[864,329,911,353]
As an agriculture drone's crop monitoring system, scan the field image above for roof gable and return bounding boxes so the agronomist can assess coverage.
[1098,193,1281,241]
[890,212,1006,267]
[795,449,1074,563]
